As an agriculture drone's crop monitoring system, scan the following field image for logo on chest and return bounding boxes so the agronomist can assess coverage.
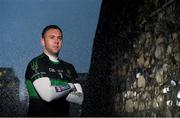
[49,68,56,72]
[49,68,63,78]
[65,69,72,78]
[57,69,63,78]
[48,68,72,79]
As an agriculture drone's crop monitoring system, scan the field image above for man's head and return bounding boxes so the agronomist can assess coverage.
[41,25,63,57]
[41,25,62,38]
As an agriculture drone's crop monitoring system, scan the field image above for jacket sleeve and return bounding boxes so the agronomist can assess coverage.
[33,77,74,102]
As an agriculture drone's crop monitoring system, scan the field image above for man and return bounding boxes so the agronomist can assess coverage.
[25,25,83,116]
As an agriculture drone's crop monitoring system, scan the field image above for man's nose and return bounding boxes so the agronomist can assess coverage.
[55,38,60,44]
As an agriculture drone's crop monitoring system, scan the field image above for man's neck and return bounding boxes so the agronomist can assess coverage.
[44,51,59,62]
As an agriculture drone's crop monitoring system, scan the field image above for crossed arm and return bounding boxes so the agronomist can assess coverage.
[33,77,84,105]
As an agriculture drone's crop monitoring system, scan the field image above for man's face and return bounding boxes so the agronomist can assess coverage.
[41,28,63,56]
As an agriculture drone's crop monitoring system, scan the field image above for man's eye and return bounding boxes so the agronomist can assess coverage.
[50,36,55,39]
[58,37,63,40]
[58,36,63,40]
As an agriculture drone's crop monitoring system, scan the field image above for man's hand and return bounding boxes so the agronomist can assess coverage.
[66,83,83,105]
[68,83,76,91]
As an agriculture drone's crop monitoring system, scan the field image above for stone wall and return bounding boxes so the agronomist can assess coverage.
[82,0,180,117]
[112,0,180,117]
[0,68,20,116]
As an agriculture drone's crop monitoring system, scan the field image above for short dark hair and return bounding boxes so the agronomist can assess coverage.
[41,25,63,38]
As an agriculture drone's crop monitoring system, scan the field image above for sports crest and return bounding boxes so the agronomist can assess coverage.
[65,69,72,78]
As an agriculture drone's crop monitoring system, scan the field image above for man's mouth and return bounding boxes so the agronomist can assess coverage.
[53,46,59,49]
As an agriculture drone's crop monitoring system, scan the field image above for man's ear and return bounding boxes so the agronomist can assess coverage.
[41,38,45,46]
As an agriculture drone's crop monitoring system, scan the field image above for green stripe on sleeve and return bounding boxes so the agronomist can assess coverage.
[25,80,39,98]
[51,79,68,86]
